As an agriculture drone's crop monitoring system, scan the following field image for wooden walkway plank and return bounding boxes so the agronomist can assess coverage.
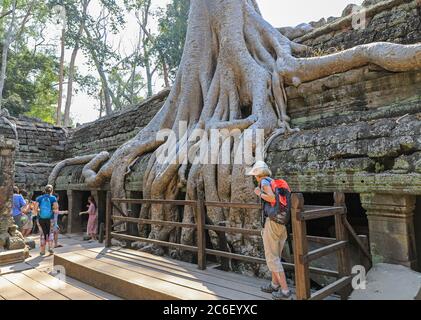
[86,248,271,299]
[55,252,225,300]
[22,269,102,300]
[2,273,68,300]
[74,249,268,300]
[0,276,37,300]
[92,247,269,288]
[61,275,122,300]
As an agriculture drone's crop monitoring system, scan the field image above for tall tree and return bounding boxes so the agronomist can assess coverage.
[81,0,125,115]
[5,47,59,122]
[0,0,39,110]
[56,21,65,125]
[125,0,155,98]
[62,0,90,127]
[153,0,189,85]
[50,0,421,259]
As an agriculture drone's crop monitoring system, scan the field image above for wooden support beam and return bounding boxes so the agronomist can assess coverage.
[309,276,352,300]
[334,192,352,300]
[196,189,207,270]
[204,224,261,236]
[204,201,260,209]
[111,233,198,252]
[290,234,338,245]
[205,249,266,265]
[111,216,196,229]
[112,203,127,217]
[301,241,348,264]
[105,192,112,248]
[300,207,345,221]
[343,218,372,264]
[291,193,311,300]
[112,198,196,206]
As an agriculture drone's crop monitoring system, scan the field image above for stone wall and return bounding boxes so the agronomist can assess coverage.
[265,0,421,269]
[293,0,421,51]
[0,137,16,235]
[0,115,67,193]
[0,115,67,164]
[65,89,169,158]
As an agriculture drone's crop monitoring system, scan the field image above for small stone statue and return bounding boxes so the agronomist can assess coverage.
[7,224,27,250]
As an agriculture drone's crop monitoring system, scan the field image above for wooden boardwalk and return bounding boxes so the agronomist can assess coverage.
[54,246,278,300]
[0,234,121,300]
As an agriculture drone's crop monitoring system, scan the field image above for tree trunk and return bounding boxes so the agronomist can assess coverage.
[0,0,17,110]
[144,54,153,98]
[63,0,89,127]
[99,87,104,118]
[161,57,170,88]
[51,0,421,268]
[56,28,65,126]
[101,81,112,115]
[63,45,78,127]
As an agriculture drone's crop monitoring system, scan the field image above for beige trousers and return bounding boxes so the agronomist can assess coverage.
[262,217,288,272]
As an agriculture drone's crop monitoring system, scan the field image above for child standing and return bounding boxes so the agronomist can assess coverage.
[80,196,97,241]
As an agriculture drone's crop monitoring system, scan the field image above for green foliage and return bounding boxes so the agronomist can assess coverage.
[0,0,190,124]
[0,0,59,123]
[3,47,58,122]
[153,0,189,81]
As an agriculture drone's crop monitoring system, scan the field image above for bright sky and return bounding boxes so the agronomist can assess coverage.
[68,0,364,125]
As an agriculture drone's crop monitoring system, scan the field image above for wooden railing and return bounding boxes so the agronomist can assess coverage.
[104,191,371,300]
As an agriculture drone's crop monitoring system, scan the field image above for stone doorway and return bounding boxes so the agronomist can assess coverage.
[302,192,335,237]
[56,191,69,233]
[95,191,107,235]
[66,190,91,234]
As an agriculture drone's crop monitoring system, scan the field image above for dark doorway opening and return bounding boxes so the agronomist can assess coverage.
[31,191,43,201]
[80,191,91,233]
[95,191,107,235]
[56,191,69,234]
[344,193,368,236]
[68,190,91,233]
[302,192,335,237]
[56,191,68,210]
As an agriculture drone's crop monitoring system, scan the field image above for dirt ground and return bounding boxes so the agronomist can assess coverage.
[350,263,421,300]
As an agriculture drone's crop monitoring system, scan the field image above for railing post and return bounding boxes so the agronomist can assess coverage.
[334,192,352,300]
[105,191,112,248]
[196,190,207,270]
[291,193,310,300]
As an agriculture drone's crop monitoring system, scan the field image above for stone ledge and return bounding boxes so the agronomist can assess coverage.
[0,248,29,266]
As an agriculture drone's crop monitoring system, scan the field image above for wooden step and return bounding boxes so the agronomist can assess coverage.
[95,246,270,288]
[74,249,269,300]
[0,248,28,266]
[54,249,272,300]
[21,269,104,300]
[0,276,36,300]
[2,272,68,300]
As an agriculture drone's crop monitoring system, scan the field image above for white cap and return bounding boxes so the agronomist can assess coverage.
[246,161,271,176]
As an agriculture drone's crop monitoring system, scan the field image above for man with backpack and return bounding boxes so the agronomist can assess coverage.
[247,161,292,300]
[34,185,59,255]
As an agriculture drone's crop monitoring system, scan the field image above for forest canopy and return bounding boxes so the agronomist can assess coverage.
[0,0,189,124]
